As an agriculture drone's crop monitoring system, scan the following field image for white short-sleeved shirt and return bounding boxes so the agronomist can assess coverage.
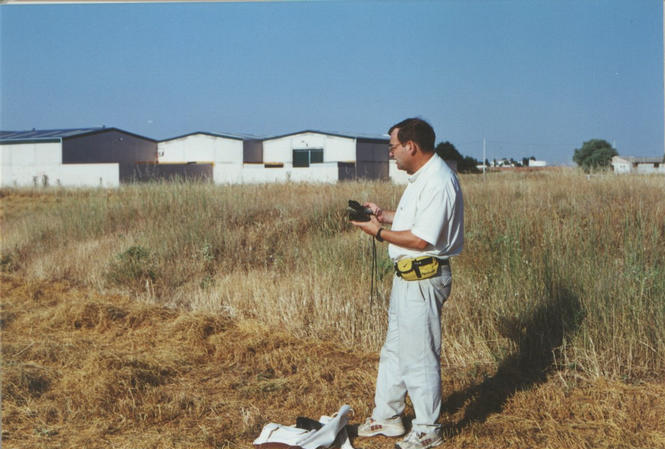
[388,153,464,262]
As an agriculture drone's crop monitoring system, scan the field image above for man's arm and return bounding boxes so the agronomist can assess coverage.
[378,228,428,250]
[351,216,429,251]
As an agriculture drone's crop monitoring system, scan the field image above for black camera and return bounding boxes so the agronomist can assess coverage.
[347,200,373,222]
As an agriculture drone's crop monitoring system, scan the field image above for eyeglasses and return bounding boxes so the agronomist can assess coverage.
[388,143,402,153]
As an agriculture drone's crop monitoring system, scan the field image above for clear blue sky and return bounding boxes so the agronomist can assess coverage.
[1,0,662,165]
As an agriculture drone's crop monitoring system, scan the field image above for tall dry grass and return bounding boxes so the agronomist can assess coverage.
[2,170,664,381]
[4,274,663,449]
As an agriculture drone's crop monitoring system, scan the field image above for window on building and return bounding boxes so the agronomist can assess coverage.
[310,148,323,163]
[293,148,324,167]
[293,150,309,167]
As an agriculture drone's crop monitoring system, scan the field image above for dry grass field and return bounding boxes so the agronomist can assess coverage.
[2,170,665,449]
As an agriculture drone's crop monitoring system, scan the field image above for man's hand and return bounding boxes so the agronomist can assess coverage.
[350,214,381,237]
[364,202,394,225]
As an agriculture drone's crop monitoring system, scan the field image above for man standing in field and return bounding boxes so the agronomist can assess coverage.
[351,118,464,449]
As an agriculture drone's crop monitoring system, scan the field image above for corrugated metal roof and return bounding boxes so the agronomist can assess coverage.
[0,128,105,141]
[159,131,260,143]
[263,129,389,141]
[1,127,390,144]
[208,130,263,140]
[1,127,158,143]
[616,156,664,164]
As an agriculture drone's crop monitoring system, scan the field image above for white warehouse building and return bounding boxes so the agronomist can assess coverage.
[0,128,158,188]
[256,130,390,183]
[0,140,118,188]
[156,129,390,184]
[3,127,398,186]
[611,156,665,174]
[157,132,252,183]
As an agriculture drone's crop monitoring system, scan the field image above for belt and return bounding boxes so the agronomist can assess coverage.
[394,256,449,281]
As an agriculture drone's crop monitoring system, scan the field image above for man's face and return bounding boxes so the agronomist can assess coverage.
[389,128,410,172]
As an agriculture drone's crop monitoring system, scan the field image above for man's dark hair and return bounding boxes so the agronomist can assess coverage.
[388,118,435,153]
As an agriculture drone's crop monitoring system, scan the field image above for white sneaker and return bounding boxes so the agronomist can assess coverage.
[394,430,443,449]
[357,416,405,437]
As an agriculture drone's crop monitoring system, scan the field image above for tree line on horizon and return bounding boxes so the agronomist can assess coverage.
[438,138,629,173]
[435,142,536,173]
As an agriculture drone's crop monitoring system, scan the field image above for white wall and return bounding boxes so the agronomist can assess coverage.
[613,162,632,174]
[158,134,243,164]
[56,164,119,187]
[285,162,339,182]
[238,164,289,183]
[236,162,340,184]
[611,157,632,174]
[636,163,665,174]
[263,132,356,164]
[1,142,120,187]
[1,141,62,166]
[213,162,245,183]
[1,161,119,188]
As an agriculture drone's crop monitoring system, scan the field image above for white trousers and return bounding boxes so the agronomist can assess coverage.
[372,266,452,433]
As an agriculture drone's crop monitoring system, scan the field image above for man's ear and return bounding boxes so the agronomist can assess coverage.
[406,140,417,155]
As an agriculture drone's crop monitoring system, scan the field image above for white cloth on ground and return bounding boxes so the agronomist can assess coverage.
[253,404,354,449]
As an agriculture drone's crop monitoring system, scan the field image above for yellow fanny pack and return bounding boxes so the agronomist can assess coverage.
[394,256,446,281]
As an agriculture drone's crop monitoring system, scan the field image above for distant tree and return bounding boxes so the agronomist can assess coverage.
[462,156,482,173]
[435,141,480,173]
[435,141,463,162]
[573,139,617,172]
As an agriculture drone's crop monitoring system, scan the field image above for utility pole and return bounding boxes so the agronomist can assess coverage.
[483,137,487,178]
